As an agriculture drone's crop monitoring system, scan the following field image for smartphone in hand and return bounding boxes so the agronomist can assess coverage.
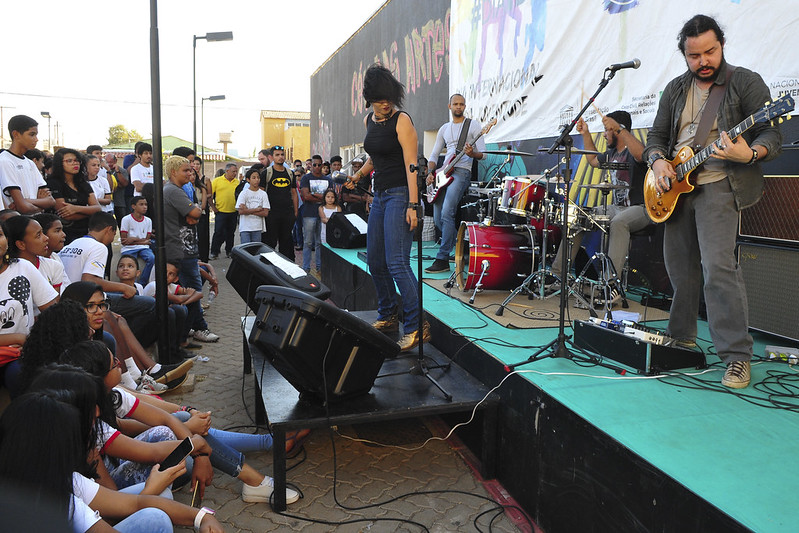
[158,437,194,471]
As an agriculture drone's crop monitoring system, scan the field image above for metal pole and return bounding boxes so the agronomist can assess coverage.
[150,0,170,361]
[201,98,204,166]
[192,35,197,155]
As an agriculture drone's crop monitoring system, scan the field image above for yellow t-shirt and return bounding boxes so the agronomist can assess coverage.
[212,176,240,213]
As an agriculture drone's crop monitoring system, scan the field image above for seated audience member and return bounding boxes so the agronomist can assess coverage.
[5,214,66,294]
[61,340,301,505]
[0,219,58,392]
[2,381,226,531]
[59,212,157,343]
[120,196,155,284]
[143,261,199,358]
[116,255,145,295]
[61,281,192,388]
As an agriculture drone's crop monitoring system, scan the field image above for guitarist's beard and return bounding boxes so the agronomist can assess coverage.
[690,55,725,83]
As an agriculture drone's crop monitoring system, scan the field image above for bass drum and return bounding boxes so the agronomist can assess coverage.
[454,222,536,291]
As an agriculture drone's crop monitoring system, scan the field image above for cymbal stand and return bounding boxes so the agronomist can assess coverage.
[505,66,626,374]
[484,152,514,188]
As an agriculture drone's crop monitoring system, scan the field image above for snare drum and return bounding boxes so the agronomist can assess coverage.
[454,222,535,291]
[498,176,545,217]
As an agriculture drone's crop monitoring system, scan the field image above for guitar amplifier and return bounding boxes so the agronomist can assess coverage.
[739,175,799,244]
[572,320,706,374]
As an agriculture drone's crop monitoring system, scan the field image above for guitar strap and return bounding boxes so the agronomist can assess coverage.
[455,118,472,154]
[691,64,736,152]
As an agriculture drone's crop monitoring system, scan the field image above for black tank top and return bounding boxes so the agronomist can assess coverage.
[363,111,411,191]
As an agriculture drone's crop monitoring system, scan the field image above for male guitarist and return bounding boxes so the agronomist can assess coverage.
[425,94,485,273]
[644,14,782,389]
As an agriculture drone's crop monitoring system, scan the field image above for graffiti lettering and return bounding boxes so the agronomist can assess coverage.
[349,9,451,116]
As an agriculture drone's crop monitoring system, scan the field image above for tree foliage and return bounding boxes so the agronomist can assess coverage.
[107,124,143,146]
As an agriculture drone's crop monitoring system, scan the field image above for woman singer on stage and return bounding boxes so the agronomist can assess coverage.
[346,64,430,352]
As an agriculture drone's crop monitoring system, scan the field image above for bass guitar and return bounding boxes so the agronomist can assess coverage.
[643,94,794,223]
[426,118,497,203]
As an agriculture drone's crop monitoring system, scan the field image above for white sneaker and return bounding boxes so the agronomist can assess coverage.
[137,373,169,393]
[242,476,299,504]
[193,329,219,343]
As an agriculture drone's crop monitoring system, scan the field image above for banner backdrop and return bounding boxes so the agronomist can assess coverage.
[450,0,799,143]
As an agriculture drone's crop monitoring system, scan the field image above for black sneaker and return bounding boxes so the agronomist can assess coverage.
[150,360,194,384]
[425,259,450,273]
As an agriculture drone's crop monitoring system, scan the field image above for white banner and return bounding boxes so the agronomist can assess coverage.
[451,0,799,143]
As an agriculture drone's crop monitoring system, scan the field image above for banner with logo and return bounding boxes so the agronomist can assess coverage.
[450,0,799,142]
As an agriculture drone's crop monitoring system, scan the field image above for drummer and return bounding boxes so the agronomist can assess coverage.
[425,94,486,274]
[550,110,650,304]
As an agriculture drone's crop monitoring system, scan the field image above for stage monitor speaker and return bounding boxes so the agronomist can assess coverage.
[250,285,400,401]
[738,242,799,340]
[739,175,799,244]
[327,212,367,248]
[227,242,331,313]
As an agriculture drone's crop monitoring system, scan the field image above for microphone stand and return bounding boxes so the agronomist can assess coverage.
[409,158,452,400]
[506,68,625,375]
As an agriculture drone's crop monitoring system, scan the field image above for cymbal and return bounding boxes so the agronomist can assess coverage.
[538,147,600,156]
[483,149,535,157]
[581,182,630,191]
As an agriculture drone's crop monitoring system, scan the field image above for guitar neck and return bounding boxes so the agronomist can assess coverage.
[678,115,756,176]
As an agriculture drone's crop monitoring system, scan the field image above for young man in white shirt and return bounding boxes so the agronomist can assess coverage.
[0,115,56,213]
[130,143,154,197]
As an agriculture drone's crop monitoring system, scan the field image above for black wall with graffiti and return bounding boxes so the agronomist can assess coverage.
[310,0,451,159]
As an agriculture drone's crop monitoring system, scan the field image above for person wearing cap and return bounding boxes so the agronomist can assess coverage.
[340,157,370,218]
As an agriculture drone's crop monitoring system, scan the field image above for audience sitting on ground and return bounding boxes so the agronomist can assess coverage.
[5,214,67,293]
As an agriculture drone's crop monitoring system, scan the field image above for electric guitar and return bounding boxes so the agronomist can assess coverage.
[643,94,794,223]
[426,118,497,203]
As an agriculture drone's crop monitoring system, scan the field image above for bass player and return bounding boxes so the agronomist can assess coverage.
[644,14,782,389]
[425,94,485,274]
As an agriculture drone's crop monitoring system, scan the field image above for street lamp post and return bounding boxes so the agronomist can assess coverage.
[193,31,233,155]
[201,95,225,168]
[40,111,51,151]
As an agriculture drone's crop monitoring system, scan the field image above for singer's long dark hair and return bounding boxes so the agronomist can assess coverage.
[362,64,406,109]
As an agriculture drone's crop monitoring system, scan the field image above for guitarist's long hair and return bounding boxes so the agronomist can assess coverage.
[678,14,725,54]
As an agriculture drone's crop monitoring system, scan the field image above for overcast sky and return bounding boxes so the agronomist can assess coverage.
[0,0,386,157]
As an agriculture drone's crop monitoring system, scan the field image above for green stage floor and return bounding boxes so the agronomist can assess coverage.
[326,242,799,532]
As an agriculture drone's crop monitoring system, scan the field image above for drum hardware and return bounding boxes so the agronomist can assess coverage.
[597,161,630,171]
[469,260,491,304]
[483,149,536,157]
[571,181,629,316]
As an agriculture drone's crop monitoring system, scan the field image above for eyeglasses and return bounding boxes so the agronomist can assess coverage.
[312,163,322,167]
[273,146,284,151]
[85,301,110,313]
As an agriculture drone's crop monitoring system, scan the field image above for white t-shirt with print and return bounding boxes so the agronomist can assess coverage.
[120,214,153,253]
[59,236,107,287]
[130,164,154,197]
[236,187,270,232]
[88,176,113,213]
[0,259,58,335]
[0,150,47,209]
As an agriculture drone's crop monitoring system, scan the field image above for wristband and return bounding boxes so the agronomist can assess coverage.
[180,405,197,413]
[194,507,215,531]
[407,202,420,208]
[192,452,210,458]
[748,148,759,165]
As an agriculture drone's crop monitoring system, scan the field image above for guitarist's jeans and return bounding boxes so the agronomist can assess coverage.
[367,186,420,333]
[664,178,753,363]
[433,168,471,260]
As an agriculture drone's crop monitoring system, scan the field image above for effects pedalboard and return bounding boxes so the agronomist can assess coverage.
[573,318,707,375]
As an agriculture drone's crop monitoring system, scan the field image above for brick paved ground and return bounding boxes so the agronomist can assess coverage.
[152,241,526,532]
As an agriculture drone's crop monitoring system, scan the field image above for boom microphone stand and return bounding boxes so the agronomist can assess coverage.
[506,68,626,374]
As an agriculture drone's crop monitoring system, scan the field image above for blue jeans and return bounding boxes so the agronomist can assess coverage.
[114,508,172,533]
[433,167,471,260]
[124,247,156,285]
[367,186,420,332]
[173,410,273,453]
[178,258,207,331]
[302,216,322,271]
[239,230,262,244]
[210,211,237,256]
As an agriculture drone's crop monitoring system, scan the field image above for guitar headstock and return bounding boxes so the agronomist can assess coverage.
[756,94,795,125]
[483,118,498,135]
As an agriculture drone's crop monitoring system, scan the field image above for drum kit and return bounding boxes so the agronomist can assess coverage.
[450,148,630,313]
